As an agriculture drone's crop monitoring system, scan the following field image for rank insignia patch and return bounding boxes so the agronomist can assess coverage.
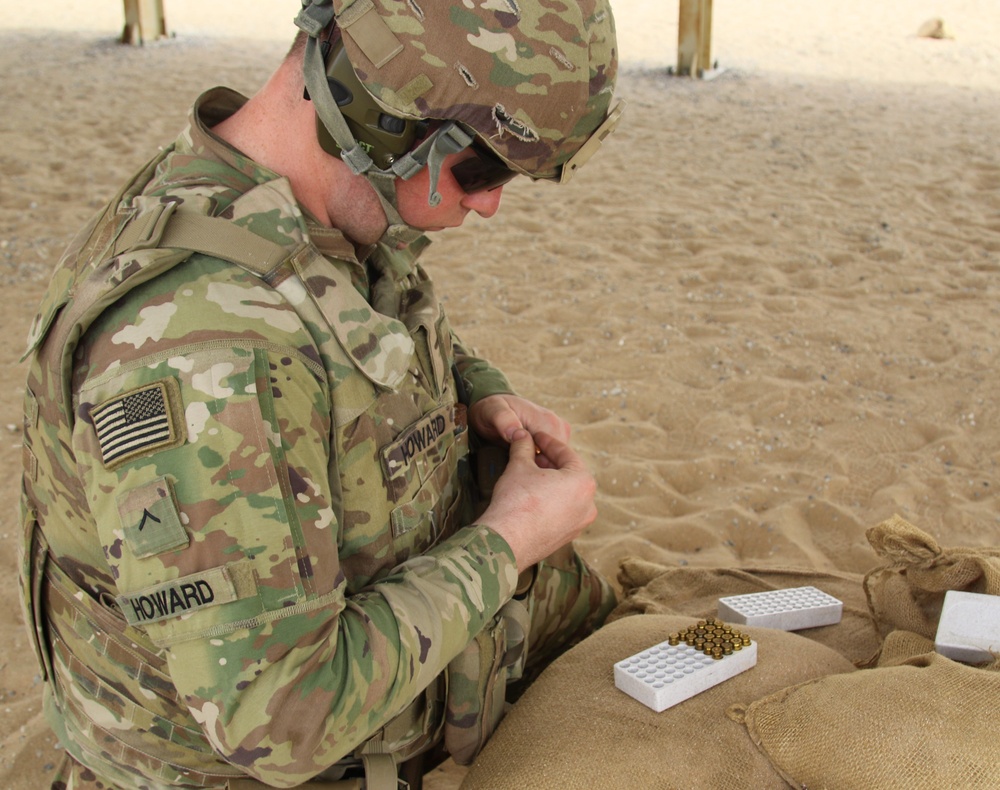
[117,476,189,558]
[93,379,184,468]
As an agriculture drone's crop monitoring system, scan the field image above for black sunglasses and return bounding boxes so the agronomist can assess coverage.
[449,142,518,194]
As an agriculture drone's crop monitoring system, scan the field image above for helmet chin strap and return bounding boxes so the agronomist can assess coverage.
[299,32,473,247]
[361,123,474,247]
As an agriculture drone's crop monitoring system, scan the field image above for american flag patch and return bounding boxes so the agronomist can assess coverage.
[92,381,180,467]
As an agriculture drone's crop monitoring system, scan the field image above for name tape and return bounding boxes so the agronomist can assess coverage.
[117,566,237,626]
[382,405,456,481]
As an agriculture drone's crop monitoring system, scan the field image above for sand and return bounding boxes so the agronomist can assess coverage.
[1,1,998,787]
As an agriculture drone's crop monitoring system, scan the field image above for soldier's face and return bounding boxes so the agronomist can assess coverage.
[394,148,505,232]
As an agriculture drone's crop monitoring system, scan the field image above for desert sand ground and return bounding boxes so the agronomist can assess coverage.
[1,1,998,787]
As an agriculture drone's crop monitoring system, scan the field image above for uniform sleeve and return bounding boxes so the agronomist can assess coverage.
[451,329,516,406]
[74,331,518,786]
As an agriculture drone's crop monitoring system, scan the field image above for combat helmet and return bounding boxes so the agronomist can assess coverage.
[295,0,624,244]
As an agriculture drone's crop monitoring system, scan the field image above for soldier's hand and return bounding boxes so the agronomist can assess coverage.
[469,394,571,447]
[479,429,597,572]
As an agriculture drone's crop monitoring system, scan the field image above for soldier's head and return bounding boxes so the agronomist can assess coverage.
[293,0,624,245]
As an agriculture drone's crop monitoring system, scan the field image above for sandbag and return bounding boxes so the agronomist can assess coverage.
[734,517,1000,788]
[460,614,855,790]
[610,559,880,665]
[864,514,1000,641]
[740,650,1000,789]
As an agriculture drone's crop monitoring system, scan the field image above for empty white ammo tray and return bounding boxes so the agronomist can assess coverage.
[614,624,758,712]
[934,590,1000,664]
[717,586,843,631]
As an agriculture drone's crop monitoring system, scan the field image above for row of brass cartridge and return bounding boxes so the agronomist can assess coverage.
[668,618,753,660]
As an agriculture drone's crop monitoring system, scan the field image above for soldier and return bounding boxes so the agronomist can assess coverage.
[18,1,624,788]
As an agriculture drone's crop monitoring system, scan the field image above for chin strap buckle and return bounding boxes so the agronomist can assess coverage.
[294,0,335,37]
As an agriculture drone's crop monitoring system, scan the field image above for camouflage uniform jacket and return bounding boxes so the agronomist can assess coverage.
[20,87,522,788]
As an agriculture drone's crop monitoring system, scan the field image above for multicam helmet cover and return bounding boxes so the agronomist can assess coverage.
[297,0,622,183]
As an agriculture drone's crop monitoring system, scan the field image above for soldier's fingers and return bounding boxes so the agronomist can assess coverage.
[532,431,587,472]
[533,451,556,470]
[474,396,524,443]
[493,407,525,444]
[519,409,571,444]
[507,428,540,464]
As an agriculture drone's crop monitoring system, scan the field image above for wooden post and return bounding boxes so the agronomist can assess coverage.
[677,0,714,77]
[121,0,168,45]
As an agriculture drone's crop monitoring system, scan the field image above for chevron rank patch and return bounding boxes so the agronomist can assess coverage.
[92,379,184,468]
[117,476,189,558]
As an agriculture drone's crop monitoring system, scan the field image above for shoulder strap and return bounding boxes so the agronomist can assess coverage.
[111,201,291,277]
[33,193,302,430]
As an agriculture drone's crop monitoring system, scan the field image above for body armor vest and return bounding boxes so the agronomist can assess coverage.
[17,148,522,789]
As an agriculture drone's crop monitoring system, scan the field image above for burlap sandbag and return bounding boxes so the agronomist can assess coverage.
[876,629,936,667]
[733,517,1000,788]
[864,514,1000,641]
[739,650,1000,789]
[610,559,880,665]
[460,614,855,790]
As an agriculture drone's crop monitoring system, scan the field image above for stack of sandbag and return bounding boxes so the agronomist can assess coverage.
[739,516,1000,788]
[460,516,1000,789]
